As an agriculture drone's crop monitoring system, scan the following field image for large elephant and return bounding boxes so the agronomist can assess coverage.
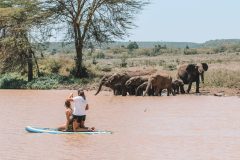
[143,72,174,96]
[125,76,148,95]
[106,72,131,96]
[177,63,208,93]
[95,74,122,95]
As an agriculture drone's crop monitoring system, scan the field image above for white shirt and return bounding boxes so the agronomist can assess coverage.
[72,96,88,116]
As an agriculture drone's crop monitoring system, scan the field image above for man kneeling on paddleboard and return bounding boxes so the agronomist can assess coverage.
[59,89,95,132]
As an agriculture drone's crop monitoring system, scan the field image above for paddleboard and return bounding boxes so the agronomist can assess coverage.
[25,126,112,135]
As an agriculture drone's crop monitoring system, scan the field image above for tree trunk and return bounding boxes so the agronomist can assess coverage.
[73,23,86,78]
[75,42,83,77]
[31,50,40,77]
[27,50,33,82]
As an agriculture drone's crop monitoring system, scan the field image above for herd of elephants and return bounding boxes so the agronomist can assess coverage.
[95,63,209,96]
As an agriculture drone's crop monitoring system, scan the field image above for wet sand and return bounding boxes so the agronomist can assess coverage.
[0,90,239,160]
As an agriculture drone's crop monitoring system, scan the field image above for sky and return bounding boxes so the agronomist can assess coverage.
[124,0,240,43]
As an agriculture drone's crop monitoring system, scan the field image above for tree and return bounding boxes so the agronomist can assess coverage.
[43,0,148,77]
[0,0,51,81]
[127,41,139,51]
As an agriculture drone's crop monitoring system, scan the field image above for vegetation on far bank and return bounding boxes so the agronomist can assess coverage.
[0,41,239,94]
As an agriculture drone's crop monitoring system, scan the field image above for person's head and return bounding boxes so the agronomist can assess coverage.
[78,89,86,100]
[65,100,71,108]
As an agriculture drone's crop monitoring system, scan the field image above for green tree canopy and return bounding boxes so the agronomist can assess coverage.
[0,0,52,81]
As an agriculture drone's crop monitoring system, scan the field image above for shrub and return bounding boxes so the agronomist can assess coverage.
[49,60,62,74]
[0,74,27,89]
[70,65,89,78]
[127,42,139,51]
[184,49,198,55]
[96,52,105,59]
[120,54,128,67]
[26,74,74,89]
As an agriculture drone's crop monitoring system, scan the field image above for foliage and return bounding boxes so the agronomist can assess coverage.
[0,0,52,81]
[48,60,62,74]
[127,42,139,51]
[94,52,105,59]
[0,74,27,89]
[120,54,128,67]
[183,49,198,55]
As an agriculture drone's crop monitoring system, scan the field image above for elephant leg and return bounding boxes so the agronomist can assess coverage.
[171,88,176,96]
[159,89,163,96]
[154,88,159,96]
[176,86,179,94]
[167,87,174,96]
[167,88,170,96]
[187,82,192,93]
[196,80,200,93]
[121,87,127,96]
[180,85,185,94]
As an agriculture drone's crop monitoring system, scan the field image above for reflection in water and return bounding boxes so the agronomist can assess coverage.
[0,90,240,160]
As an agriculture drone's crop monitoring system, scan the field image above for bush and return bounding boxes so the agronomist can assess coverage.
[0,74,27,89]
[26,74,74,89]
[120,54,128,67]
[95,52,105,59]
[127,42,139,51]
[70,65,89,78]
[49,60,62,74]
[184,49,198,55]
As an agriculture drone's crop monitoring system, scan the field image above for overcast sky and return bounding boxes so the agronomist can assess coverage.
[124,0,240,43]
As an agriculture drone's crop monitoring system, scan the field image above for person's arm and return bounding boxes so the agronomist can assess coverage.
[66,93,74,102]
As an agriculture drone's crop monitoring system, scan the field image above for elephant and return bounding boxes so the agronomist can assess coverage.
[106,72,131,96]
[95,74,122,95]
[177,63,208,93]
[125,76,148,95]
[143,72,174,96]
[172,79,184,94]
[135,81,155,96]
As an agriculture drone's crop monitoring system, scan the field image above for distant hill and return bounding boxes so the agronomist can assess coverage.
[202,39,240,48]
[43,39,240,53]
[108,41,202,49]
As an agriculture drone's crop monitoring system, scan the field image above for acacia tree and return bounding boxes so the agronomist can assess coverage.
[44,0,149,77]
[0,0,51,81]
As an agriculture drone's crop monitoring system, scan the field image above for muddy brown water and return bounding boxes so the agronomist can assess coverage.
[0,90,240,160]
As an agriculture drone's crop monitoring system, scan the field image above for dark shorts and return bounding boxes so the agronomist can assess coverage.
[72,115,86,123]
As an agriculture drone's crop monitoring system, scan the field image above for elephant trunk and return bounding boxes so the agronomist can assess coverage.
[200,72,204,83]
[95,82,103,95]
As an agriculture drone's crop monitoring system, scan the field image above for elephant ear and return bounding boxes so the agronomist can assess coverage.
[186,64,196,73]
[201,63,208,71]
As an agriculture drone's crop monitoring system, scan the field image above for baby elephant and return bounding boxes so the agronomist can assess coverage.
[172,79,185,94]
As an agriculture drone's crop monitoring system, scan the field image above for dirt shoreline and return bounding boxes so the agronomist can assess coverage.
[57,84,240,97]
